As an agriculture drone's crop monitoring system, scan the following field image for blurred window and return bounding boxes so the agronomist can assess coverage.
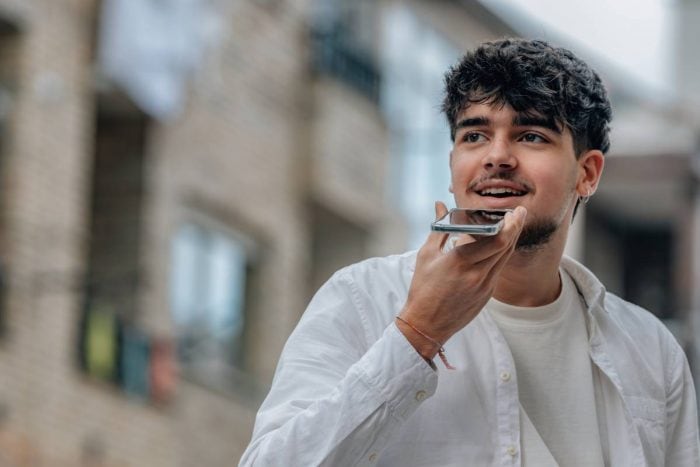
[310,0,380,102]
[80,93,149,393]
[85,96,149,323]
[308,202,368,300]
[585,210,678,330]
[0,17,20,338]
[170,221,251,376]
[312,0,376,52]
[623,227,675,320]
[381,6,459,247]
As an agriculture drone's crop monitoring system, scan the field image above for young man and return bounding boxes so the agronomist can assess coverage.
[240,39,700,466]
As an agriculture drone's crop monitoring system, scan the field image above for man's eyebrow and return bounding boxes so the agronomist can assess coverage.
[454,117,490,131]
[512,115,562,134]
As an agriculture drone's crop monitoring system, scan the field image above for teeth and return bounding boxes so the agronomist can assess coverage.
[479,187,524,196]
[481,212,505,220]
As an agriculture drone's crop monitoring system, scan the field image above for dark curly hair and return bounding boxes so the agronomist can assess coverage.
[442,38,612,156]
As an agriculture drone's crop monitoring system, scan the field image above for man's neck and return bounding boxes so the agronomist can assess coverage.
[492,237,566,307]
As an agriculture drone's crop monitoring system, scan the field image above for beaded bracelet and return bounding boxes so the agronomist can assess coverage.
[395,315,455,370]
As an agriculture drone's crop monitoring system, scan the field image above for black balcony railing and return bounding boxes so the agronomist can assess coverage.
[310,29,381,103]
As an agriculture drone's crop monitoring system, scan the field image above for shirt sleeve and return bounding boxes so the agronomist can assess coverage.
[664,342,700,466]
[239,271,439,467]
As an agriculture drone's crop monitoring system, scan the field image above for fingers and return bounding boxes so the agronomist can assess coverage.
[422,204,527,263]
[482,209,527,281]
[435,200,449,219]
[495,206,527,254]
[427,201,450,250]
[453,207,527,264]
[502,206,527,237]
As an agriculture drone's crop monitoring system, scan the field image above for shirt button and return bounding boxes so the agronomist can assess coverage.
[415,390,427,401]
[500,371,511,382]
[506,445,517,457]
[368,452,378,462]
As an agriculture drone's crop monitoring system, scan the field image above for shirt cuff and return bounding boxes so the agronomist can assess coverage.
[356,322,439,421]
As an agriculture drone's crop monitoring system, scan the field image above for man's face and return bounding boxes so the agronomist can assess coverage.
[449,103,582,249]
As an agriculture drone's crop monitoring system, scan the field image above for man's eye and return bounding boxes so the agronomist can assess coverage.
[522,133,546,143]
[464,133,485,143]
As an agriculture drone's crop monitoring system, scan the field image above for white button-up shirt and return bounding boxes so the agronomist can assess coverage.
[240,252,700,466]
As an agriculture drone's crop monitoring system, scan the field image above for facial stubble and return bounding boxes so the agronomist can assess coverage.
[515,218,557,251]
[515,189,577,251]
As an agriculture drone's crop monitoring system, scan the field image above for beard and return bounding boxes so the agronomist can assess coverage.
[516,217,558,251]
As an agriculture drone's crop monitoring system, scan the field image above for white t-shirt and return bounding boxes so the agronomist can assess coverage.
[488,270,605,466]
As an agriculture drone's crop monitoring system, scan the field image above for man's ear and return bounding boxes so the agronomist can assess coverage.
[576,149,605,197]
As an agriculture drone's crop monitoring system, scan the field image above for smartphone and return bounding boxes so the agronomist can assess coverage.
[431,208,512,235]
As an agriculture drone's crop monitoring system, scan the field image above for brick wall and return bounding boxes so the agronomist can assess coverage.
[0,0,405,465]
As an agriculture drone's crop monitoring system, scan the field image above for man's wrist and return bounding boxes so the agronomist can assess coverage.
[395,316,440,361]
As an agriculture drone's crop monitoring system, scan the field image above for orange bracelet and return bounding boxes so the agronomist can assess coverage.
[396,316,455,370]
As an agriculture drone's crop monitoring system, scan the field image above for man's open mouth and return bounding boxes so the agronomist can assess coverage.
[476,187,527,198]
[474,209,509,221]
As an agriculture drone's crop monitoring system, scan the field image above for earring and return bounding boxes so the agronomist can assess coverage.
[579,188,592,205]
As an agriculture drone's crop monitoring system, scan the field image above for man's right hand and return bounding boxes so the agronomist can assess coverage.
[396,201,527,361]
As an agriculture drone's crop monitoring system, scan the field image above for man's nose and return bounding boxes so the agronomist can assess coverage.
[482,139,517,171]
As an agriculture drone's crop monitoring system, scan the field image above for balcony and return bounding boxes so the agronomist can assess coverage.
[310,28,381,103]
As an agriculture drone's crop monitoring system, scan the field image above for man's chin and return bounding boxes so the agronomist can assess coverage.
[516,219,557,251]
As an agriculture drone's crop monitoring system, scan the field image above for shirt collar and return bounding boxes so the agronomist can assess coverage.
[559,255,608,314]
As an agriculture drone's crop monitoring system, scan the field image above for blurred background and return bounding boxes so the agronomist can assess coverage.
[0,0,698,465]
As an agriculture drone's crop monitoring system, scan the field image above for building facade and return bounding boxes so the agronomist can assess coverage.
[0,0,405,464]
[0,0,697,466]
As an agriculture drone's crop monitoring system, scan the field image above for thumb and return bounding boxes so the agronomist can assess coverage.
[427,201,450,249]
[434,200,449,220]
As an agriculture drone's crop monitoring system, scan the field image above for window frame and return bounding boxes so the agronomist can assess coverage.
[169,212,259,395]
